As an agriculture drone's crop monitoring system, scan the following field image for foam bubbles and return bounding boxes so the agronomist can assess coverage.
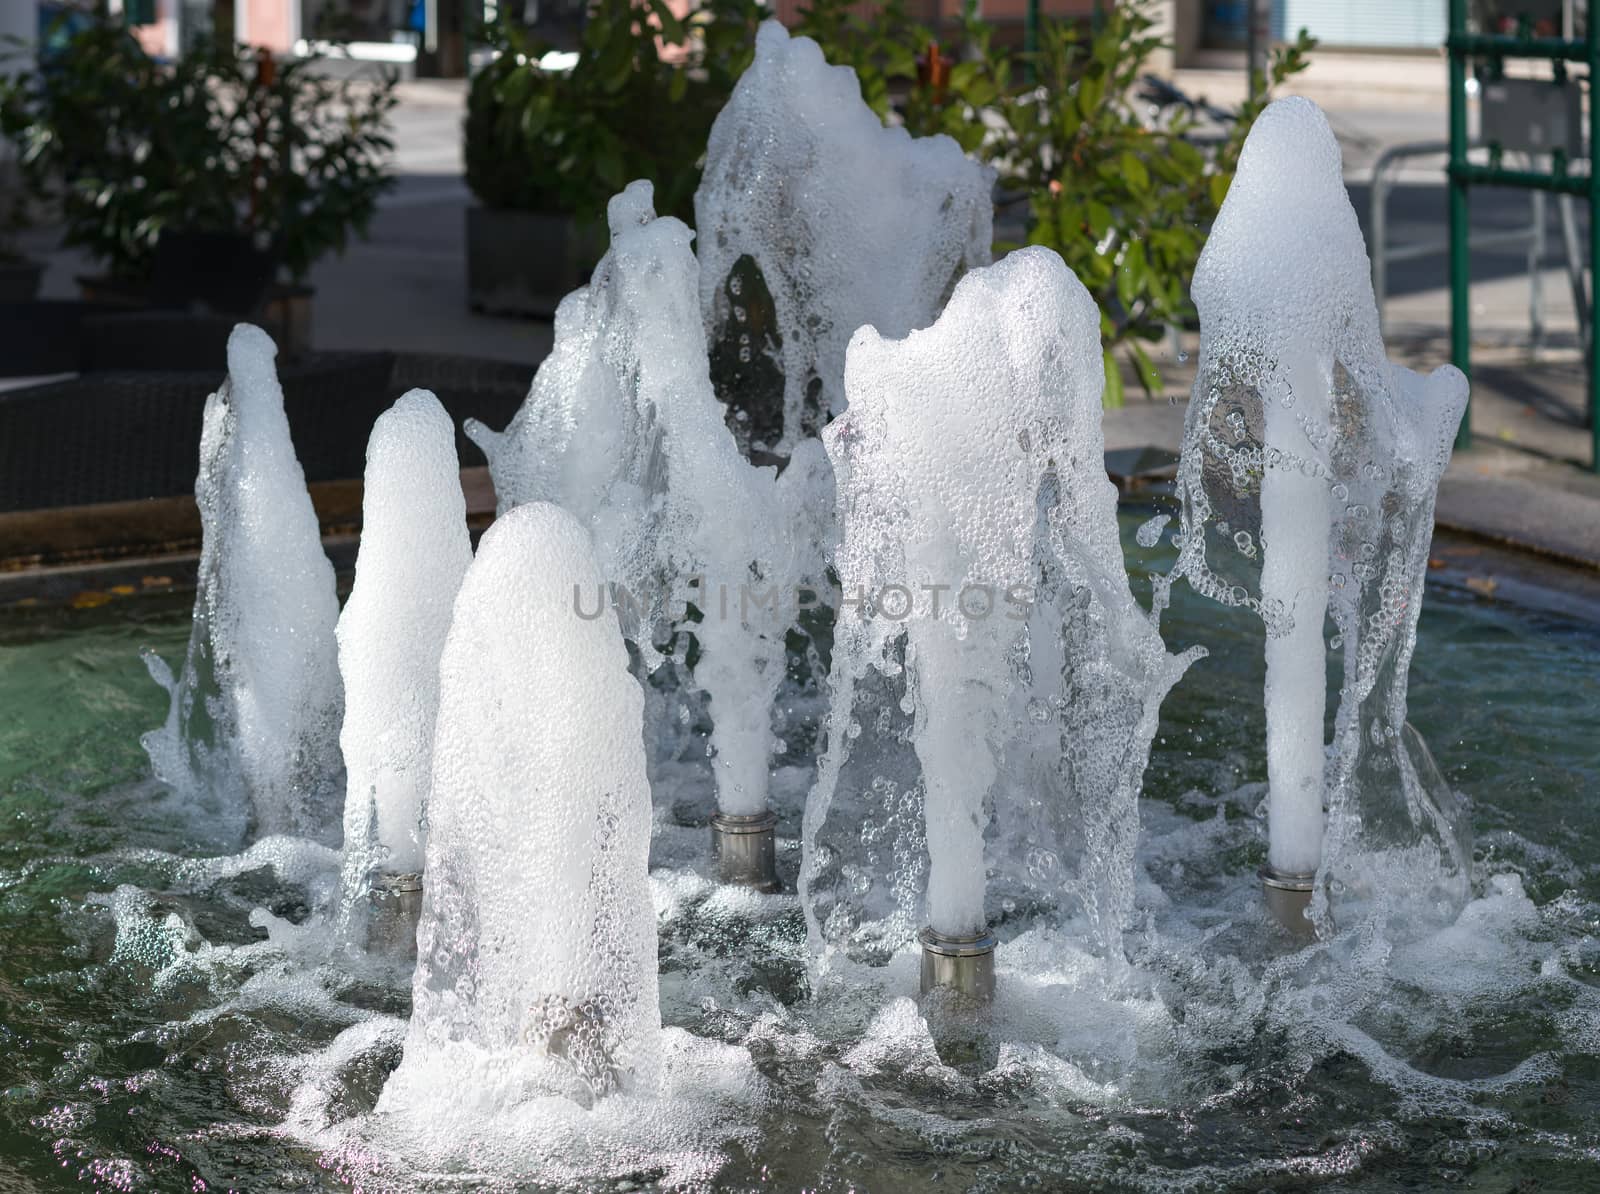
[344,503,767,1182]
[467,182,806,821]
[805,248,1200,958]
[695,20,995,448]
[142,324,343,842]
[1161,98,1469,918]
[380,502,658,1118]
[335,390,472,937]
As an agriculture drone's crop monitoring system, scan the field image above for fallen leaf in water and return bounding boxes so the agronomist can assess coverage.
[71,591,112,609]
[1464,575,1499,597]
[109,585,136,596]
[1428,557,1446,570]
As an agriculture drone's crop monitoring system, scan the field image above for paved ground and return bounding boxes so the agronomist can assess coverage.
[18,74,1600,573]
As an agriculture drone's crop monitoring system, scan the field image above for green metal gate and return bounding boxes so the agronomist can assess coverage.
[1448,0,1600,471]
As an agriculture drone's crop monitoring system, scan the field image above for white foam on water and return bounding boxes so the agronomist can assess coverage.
[382,502,659,1103]
[1160,97,1469,919]
[141,324,344,842]
[338,502,763,1183]
[174,833,342,892]
[75,702,1600,1191]
[695,19,994,449]
[307,1025,761,1192]
[334,390,472,939]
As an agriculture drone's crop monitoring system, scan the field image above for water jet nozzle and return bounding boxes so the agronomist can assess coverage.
[919,927,997,1002]
[369,870,424,958]
[711,810,781,893]
[1259,865,1316,937]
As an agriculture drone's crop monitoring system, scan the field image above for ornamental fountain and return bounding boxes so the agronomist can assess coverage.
[34,26,1549,1192]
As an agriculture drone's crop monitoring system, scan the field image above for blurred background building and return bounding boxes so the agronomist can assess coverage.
[16,0,1514,75]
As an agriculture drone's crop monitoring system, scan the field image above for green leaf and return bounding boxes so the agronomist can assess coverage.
[1121,239,1147,297]
[1208,171,1232,210]
[1128,341,1162,397]
[1102,347,1124,409]
[1119,150,1149,194]
[1085,201,1111,240]
[1115,245,1136,310]
[594,26,635,93]
[519,95,551,143]
[651,0,685,42]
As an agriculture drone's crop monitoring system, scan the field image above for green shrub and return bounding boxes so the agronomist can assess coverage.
[0,20,397,283]
[465,0,762,235]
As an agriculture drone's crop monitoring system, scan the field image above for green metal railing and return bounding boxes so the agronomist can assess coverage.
[1447,0,1600,471]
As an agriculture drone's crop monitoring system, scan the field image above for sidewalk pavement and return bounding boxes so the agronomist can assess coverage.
[1105,335,1600,573]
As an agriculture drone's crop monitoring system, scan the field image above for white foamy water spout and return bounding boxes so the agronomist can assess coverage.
[695,20,994,448]
[379,502,659,1114]
[468,182,806,823]
[334,390,471,930]
[142,324,343,841]
[1163,97,1469,917]
[806,247,1199,956]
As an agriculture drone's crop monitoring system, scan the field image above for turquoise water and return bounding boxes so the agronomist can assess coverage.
[1,532,1598,1192]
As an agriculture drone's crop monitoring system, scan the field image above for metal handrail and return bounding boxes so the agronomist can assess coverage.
[1448,0,1599,467]
[1371,139,1588,358]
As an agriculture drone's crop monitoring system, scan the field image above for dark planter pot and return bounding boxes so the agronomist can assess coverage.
[75,276,150,307]
[0,258,45,302]
[76,275,315,358]
[466,205,603,319]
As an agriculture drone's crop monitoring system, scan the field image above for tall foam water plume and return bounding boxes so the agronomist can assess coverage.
[694,20,994,450]
[334,391,472,949]
[142,324,343,842]
[377,502,659,1120]
[1159,97,1469,931]
[802,248,1199,992]
[466,183,810,869]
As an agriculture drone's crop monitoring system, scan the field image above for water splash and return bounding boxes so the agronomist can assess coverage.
[141,323,343,842]
[803,248,1201,970]
[468,183,809,823]
[1157,97,1470,929]
[334,390,472,941]
[380,502,660,1112]
[694,20,994,449]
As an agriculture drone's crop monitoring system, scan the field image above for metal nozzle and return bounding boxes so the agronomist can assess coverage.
[369,870,424,958]
[711,810,780,893]
[1260,865,1317,937]
[919,927,997,1002]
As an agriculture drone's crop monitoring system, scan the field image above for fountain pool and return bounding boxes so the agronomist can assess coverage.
[2,519,1597,1191]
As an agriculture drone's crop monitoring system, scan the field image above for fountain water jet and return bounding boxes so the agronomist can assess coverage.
[694,19,995,449]
[468,182,815,892]
[378,501,659,1117]
[9,66,1590,1190]
[806,247,1199,1000]
[333,389,472,956]
[1161,97,1469,934]
[142,323,343,842]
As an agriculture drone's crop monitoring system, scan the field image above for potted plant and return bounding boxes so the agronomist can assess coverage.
[0,163,42,302]
[464,0,758,317]
[0,19,396,348]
